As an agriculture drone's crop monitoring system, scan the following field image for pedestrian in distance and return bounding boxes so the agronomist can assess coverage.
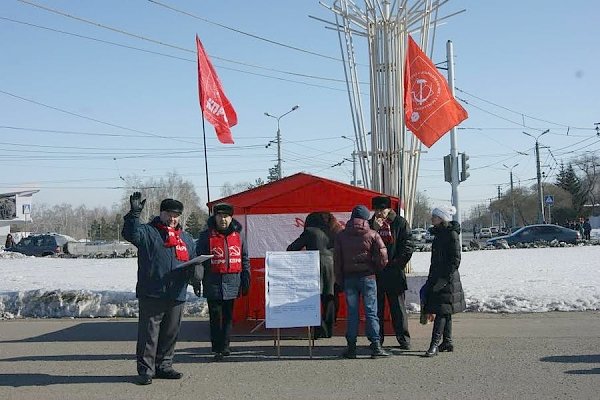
[287,211,338,339]
[334,205,390,359]
[422,205,466,357]
[122,192,196,385]
[195,202,250,361]
[369,196,414,349]
[583,218,592,241]
[5,233,16,248]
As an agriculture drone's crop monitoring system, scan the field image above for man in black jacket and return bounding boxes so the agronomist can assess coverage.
[369,196,414,349]
[122,192,196,385]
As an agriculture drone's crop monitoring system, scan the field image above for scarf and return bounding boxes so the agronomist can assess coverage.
[377,219,394,246]
[209,228,242,274]
[154,222,189,262]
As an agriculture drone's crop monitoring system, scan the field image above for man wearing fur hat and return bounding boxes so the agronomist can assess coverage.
[122,192,196,385]
[195,202,250,361]
[369,196,414,349]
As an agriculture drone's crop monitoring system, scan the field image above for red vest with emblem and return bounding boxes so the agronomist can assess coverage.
[209,229,242,274]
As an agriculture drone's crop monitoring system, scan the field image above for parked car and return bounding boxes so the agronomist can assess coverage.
[486,224,581,246]
[490,226,500,236]
[6,233,74,257]
[477,228,493,239]
[410,228,427,242]
[424,227,435,243]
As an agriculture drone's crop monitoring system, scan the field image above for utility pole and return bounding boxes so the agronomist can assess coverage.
[497,185,502,227]
[523,130,549,223]
[504,163,518,227]
[447,41,460,226]
[265,105,300,179]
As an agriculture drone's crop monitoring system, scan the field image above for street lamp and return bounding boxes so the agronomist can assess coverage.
[503,163,519,227]
[523,129,549,223]
[341,135,358,186]
[264,105,300,180]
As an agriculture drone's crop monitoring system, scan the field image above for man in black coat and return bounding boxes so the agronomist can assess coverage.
[369,196,414,349]
[122,192,196,385]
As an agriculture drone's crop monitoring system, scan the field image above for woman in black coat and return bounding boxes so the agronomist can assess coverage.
[423,205,465,357]
[287,212,338,338]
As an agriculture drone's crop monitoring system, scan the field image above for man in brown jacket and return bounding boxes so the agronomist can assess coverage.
[334,205,390,359]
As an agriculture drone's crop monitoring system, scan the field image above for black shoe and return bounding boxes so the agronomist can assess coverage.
[423,344,439,357]
[135,375,153,385]
[342,343,357,359]
[438,341,454,352]
[397,341,411,350]
[222,348,231,357]
[155,369,183,379]
[214,353,224,361]
[370,342,392,359]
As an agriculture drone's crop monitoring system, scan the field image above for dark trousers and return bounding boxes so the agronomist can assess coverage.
[136,297,184,376]
[208,299,235,353]
[317,294,336,338]
[376,283,410,345]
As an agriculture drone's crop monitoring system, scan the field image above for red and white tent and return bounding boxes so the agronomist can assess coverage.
[206,173,401,322]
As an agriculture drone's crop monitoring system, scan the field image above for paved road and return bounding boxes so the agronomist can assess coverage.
[1,312,599,400]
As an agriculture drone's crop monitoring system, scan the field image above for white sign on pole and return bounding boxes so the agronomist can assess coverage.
[544,195,554,206]
[265,251,321,329]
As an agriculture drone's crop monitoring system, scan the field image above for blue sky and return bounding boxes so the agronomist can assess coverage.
[1,0,599,213]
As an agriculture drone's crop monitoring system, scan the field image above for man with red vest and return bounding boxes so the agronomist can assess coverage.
[195,202,250,361]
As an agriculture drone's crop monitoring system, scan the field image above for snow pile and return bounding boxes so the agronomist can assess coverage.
[1,245,599,318]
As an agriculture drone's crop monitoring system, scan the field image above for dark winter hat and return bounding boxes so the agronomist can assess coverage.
[351,205,371,220]
[213,202,234,216]
[160,198,183,214]
[372,196,392,210]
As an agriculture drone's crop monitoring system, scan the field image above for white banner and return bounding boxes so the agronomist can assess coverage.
[265,251,321,329]
[245,212,351,258]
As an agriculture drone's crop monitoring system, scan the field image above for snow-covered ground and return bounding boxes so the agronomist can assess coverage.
[1,244,599,318]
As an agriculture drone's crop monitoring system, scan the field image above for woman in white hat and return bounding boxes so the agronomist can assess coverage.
[422,205,466,357]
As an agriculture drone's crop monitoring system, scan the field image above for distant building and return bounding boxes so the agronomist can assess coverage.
[0,190,40,240]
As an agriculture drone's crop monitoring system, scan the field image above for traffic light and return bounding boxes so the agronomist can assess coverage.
[443,154,453,183]
[460,152,470,182]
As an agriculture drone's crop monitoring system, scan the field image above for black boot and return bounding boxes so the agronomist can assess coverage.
[438,340,454,352]
[424,333,442,357]
[424,315,445,357]
[342,341,356,359]
[439,317,453,352]
[370,342,391,359]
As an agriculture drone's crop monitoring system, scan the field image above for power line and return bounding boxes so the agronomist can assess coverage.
[11,4,352,87]
[146,0,344,62]
[0,89,199,145]
[456,87,595,131]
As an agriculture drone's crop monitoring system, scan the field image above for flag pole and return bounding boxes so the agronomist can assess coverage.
[201,114,211,204]
[197,35,211,205]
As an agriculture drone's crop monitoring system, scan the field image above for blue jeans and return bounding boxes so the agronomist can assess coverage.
[344,275,380,344]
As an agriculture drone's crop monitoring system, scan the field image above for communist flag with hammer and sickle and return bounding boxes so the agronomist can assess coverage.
[404,35,468,147]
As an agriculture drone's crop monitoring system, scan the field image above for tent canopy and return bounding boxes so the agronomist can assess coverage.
[207,172,400,214]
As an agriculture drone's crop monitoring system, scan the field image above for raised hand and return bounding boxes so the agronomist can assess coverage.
[129,192,146,216]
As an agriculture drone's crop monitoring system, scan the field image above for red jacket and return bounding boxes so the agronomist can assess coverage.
[334,218,388,285]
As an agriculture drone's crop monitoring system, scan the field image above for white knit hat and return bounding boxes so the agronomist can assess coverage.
[432,205,456,222]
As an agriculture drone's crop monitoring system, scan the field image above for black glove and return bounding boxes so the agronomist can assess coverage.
[129,192,146,217]
[240,271,250,296]
[193,285,202,297]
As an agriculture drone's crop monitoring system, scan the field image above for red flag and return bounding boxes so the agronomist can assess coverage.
[196,35,237,144]
[404,35,467,147]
